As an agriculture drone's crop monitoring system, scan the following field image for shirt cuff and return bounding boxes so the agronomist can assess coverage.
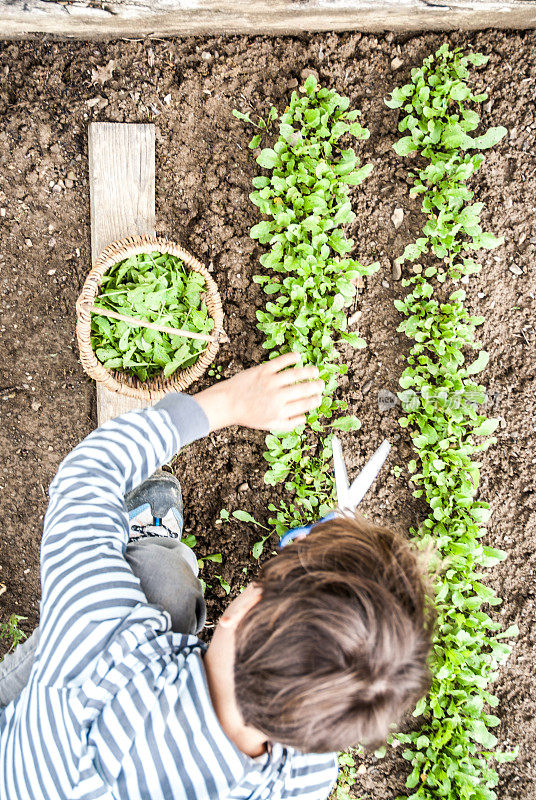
[154,393,210,448]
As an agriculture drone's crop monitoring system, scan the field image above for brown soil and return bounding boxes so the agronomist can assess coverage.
[0,28,535,799]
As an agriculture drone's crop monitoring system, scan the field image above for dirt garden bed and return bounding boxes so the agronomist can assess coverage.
[0,28,534,799]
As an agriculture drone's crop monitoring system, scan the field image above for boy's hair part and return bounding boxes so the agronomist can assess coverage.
[234,513,435,753]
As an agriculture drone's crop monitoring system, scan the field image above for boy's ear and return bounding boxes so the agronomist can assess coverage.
[219,584,262,630]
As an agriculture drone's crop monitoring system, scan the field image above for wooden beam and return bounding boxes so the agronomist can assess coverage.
[2,0,536,39]
[88,122,156,425]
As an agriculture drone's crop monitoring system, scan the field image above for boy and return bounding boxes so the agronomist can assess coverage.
[0,353,433,799]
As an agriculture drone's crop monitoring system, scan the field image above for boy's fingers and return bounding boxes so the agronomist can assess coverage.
[284,380,324,402]
[270,414,307,432]
[266,352,301,373]
[275,365,320,386]
[285,395,323,418]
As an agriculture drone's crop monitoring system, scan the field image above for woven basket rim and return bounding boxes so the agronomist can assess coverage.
[76,234,224,400]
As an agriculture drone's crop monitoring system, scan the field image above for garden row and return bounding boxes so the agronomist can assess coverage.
[238,48,517,800]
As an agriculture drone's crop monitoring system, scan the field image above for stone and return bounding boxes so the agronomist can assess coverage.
[238,482,249,492]
[391,207,404,229]
[300,67,319,84]
[392,260,402,280]
[31,401,41,411]
[391,56,404,70]
[509,265,523,276]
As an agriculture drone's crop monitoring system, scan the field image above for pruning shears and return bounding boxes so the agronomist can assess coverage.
[279,436,391,548]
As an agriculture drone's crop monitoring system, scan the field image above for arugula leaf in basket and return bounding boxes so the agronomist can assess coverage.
[90,251,214,381]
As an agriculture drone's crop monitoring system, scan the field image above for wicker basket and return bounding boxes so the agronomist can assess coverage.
[76,234,224,400]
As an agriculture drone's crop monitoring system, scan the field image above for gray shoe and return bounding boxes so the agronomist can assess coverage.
[125,469,183,541]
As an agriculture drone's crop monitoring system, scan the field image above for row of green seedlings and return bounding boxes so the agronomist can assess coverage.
[386,44,517,800]
[234,74,378,538]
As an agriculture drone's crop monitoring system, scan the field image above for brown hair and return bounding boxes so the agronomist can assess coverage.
[234,513,434,753]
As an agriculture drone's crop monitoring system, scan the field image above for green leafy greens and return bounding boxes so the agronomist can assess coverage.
[386,43,516,800]
[236,74,378,534]
[90,251,214,381]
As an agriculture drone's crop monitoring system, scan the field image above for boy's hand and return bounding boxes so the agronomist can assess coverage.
[195,353,324,433]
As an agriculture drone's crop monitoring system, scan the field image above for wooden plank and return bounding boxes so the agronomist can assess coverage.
[88,122,155,425]
[2,0,536,38]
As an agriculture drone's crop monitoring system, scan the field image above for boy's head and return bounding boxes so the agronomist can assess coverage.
[233,513,434,753]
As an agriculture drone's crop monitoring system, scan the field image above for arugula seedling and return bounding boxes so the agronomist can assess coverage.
[235,75,378,535]
[387,43,517,800]
[214,575,231,595]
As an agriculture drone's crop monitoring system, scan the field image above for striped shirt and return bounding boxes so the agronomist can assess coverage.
[0,394,338,800]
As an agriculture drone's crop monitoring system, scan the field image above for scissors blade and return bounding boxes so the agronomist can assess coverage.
[332,435,349,510]
[347,440,391,510]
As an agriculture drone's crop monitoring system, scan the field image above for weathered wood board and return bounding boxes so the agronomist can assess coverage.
[2,0,536,39]
[88,122,156,425]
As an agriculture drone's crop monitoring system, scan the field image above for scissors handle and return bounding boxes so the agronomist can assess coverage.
[278,512,335,549]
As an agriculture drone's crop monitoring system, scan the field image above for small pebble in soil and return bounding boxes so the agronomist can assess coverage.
[31,401,41,412]
[300,67,319,84]
[25,238,32,247]
[391,207,404,229]
[509,265,523,276]
[477,292,485,299]
[201,51,212,61]
[348,310,361,327]
[381,280,390,289]
[238,482,249,492]
[391,56,404,70]
[392,261,402,280]
[362,380,373,395]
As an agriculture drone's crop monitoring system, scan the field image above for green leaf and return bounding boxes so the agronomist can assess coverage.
[467,52,489,66]
[250,221,273,241]
[466,350,489,375]
[341,332,366,349]
[257,148,279,169]
[202,553,222,563]
[472,126,508,150]
[330,415,361,431]
[476,232,504,249]
[252,541,264,559]
[393,136,418,156]
[303,73,318,96]
[473,418,499,436]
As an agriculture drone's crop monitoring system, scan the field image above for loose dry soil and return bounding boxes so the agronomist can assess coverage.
[0,28,534,799]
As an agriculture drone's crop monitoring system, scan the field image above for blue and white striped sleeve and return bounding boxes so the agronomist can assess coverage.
[36,393,209,686]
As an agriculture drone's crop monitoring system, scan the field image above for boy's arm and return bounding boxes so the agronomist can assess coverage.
[37,354,323,686]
